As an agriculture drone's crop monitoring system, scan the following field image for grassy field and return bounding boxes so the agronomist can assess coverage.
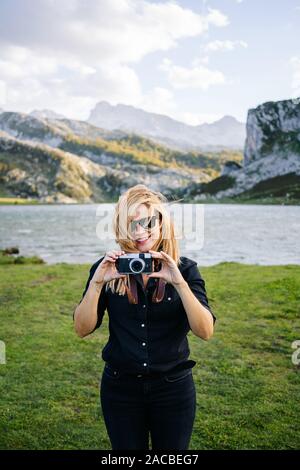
[0,261,299,450]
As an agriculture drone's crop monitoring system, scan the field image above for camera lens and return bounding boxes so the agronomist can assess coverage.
[129,258,145,274]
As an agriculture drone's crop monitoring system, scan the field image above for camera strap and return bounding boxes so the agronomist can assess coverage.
[125,275,166,304]
[152,278,167,302]
[125,275,139,304]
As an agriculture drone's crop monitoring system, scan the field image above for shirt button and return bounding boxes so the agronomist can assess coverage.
[142,304,146,308]
[168,297,171,300]
[143,363,147,367]
[142,342,146,346]
[141,323,145,327]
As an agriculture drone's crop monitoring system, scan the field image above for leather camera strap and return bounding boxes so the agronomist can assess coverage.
[125,275,139,304]
[152,278,167,303]
[125,274,166,304]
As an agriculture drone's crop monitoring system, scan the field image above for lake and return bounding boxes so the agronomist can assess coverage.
[0,203,299,266]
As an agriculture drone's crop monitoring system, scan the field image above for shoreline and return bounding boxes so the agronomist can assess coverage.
[0,197,299,206]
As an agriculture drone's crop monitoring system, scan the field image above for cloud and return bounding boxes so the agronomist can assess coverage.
[290,56,300,96]
[140,87,176,117]
[0,80,7,106]
[0,44,143,119]
[204,39,248,52]
[126,86,224,126]
[205,7,229,27]
[0,0,229,118]
[159,58,226,90]
[0,0,229,64]
[177,111,224,126]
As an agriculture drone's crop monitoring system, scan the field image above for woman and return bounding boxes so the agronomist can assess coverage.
[73,184,216,450]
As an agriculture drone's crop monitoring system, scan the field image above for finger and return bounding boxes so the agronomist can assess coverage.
[106,256,116,262]
[148,271,162,278]
[148,250,163,258]
[160,251,174,263]
[109,250,123,257]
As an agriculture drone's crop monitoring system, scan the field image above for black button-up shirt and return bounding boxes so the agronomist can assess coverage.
[75,255,216,376]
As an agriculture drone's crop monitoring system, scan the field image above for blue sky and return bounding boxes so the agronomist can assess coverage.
[0,0,299,125]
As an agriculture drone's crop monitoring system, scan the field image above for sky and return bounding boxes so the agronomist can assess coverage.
[0,0,299,125]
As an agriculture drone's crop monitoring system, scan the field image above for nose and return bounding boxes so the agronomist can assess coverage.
[135,224,147,234]
[133,222,148,238]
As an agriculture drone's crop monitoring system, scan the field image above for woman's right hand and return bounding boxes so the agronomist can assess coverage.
[92,250,127,284]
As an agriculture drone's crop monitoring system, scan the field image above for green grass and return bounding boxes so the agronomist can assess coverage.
[0,251,45,265]
[0,261,299,449]
[0,197,40,205]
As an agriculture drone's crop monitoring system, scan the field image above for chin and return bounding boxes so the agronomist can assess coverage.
[135,240,153,252]
[137,245,150,253]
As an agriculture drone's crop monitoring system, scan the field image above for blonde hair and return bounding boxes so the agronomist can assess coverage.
[105,184,182,296]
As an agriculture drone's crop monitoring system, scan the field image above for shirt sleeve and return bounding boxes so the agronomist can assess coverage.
[183,262,216,324]
[73,257,107,331]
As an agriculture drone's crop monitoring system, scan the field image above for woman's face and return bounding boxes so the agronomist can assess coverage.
[129,203,161,253]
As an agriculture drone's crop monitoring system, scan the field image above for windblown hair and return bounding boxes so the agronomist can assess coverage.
[105,184,182,296]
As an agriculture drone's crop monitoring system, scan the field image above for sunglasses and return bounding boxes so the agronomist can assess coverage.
[129,212,160,232]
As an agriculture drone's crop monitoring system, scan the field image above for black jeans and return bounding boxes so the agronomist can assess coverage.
[100,363,196,450]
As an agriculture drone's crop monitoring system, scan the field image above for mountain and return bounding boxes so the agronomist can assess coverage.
[0,111,127,146]
[29,109,66,120]
[180,97,300,203]
[0,131,106,203]
[0,110,240,202]
[88,101,246,151]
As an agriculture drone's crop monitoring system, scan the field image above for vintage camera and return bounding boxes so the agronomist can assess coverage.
[115,252,154,274]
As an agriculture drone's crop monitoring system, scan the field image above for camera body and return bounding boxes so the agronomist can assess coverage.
[115,252,153,274]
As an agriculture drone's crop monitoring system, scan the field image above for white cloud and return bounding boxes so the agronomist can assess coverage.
[0,45,143,119]
[177,111,224,126]
[205,7,229,27]
[0,80,7,106]
[192,56,210,66]
[159,58,226,90]
[140,87,176,117]
[0,1,228,64]
[0,0,230,118]
[130,87,224,126]
[290,56,300,96]
[204,39,248,52]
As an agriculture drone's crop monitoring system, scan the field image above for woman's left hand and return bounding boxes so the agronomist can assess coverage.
[147,250,185,286]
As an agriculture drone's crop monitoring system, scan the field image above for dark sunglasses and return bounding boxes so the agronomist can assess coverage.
[129,212,160,232]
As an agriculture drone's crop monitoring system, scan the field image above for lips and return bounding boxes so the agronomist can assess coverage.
[135,236,149,244]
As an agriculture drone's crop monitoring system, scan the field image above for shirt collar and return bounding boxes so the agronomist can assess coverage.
[134,273,157,291]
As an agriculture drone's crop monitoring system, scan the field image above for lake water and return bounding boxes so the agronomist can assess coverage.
[0,203,299,266]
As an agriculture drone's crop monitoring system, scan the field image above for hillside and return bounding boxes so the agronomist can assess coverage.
[179,97,300,204]
[0,111,242,203]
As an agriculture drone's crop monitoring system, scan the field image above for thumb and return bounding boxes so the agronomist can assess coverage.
[116,273,126,279]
